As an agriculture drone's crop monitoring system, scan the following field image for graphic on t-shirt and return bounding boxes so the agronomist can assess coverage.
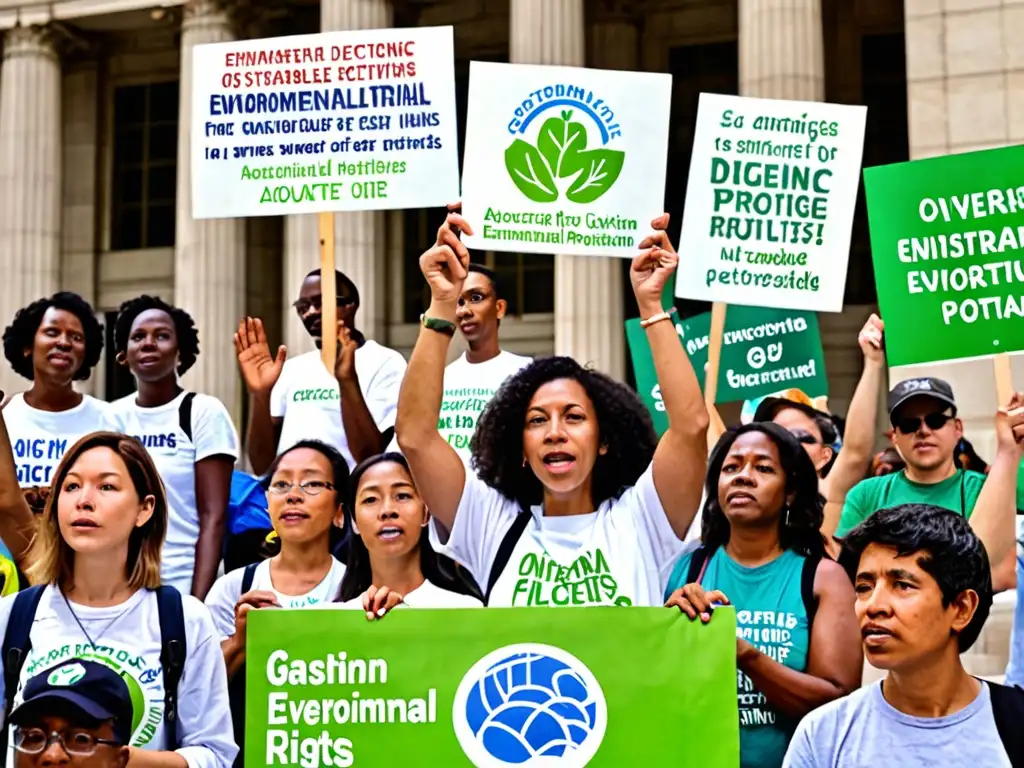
[24,640,163,746]
[13,436,68,486]
[735,609,799,727]
[438,387,493,452]
[510,548,633,607]
[128,432,178,451]
[291,387,340,404]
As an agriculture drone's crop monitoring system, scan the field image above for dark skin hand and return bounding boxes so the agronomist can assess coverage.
[667,558,862,719]
[191,456,233,600]
[334,319,384,463]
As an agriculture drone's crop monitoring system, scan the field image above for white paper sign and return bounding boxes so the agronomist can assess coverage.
[191,26,459,219]
[675,93,867,312]
[460,62,672,258]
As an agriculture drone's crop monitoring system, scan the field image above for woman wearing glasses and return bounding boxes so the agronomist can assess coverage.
[235,269,407,476]
[204,440,348,768]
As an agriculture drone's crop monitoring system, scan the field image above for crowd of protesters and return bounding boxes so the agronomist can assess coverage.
[0,207,1022,767]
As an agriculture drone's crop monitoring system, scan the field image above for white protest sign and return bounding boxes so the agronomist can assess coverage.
[675,93,866,312]
[460,61,672,258]
[191,26,459,219]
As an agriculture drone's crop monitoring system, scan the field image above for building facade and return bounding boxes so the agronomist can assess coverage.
[0,0,1021,462]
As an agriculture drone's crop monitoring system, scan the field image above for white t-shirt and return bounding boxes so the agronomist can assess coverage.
[0,586,236,768]
[271,344,407,468]
[112,392,240,594]
[330,579,483,610]
[204,558,347,640]
[444,466,684,607]
[437,351,531,464]
[3,393,118,487]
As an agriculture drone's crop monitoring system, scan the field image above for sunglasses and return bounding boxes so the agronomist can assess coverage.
[895,412,953,434]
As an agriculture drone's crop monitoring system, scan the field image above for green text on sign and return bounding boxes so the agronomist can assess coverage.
[863,145,1024,366]
[246,606,739,766]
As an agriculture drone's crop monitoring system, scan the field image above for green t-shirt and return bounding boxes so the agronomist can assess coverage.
[837,469,987,538]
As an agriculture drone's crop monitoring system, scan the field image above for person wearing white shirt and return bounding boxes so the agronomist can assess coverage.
[1,292,117,522]
[236,269,406,474]
[0,421,236,768]
[206,439,349,768]
[397,209,708,608]
[326,452,482,616]
[110,296,239,600]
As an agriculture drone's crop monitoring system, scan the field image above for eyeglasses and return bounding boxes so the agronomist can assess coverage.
[895,412,952,434]
[292,296,355,315]
[14,727,120,756]
[267,480,334,497]
[789,429,820,446]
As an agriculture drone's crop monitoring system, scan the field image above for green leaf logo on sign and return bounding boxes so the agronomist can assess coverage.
[505,107,625,203]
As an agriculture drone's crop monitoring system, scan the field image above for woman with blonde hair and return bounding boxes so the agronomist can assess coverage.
[0,405,236,767]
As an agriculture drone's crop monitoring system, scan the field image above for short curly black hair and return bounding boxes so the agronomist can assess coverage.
[2,292,104,382]
[470,356,657,509]
[114,296,200,375]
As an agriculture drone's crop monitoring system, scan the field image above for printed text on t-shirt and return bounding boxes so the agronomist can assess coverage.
[736,609,799,726]
[510,548,633,607]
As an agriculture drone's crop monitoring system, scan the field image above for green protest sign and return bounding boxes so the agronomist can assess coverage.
[863,145,1024,366]
[247,607,739,767]
[626,305,827,429]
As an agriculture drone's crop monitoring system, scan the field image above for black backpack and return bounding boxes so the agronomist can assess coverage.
[1,585,187,753]
[685,544,823,625]
[228,563,259,768]
[988,681,1024,766]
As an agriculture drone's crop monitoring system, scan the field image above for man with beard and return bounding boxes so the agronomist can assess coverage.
[236,269,407,473]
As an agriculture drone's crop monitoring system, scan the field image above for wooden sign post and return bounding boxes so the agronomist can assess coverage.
[704,302,729,449]
[993,352,1013,406]
[318,212,338,375]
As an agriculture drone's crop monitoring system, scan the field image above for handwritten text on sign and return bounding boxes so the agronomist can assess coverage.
[191,26,459,219]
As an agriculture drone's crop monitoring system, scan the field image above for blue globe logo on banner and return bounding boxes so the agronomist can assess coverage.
[452,643,608,767]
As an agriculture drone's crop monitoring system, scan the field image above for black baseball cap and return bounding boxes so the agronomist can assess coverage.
[887,377,957,424]
[8,659,133,745]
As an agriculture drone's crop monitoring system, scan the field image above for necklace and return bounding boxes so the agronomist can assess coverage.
[60,590,136,650]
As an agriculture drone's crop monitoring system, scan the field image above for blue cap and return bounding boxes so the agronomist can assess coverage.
[8,659,133,745]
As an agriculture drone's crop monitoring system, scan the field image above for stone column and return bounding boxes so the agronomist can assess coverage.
[739,0,824,101]
[281,0,391,349]
[0,25,61,397]
[512,0,626,378]
[174,0,247,426]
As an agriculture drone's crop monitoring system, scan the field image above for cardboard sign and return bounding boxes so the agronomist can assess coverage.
[191,26,459,218]
[675,93,866,312]
[864,145,1024,366]
[461,61,672,257]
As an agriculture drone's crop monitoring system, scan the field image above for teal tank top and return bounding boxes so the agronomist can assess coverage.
[665,548,810,768]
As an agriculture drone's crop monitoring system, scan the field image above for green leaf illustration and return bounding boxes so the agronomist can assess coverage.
[504,139,559,202]
[537,110,588,179]
[564,148,625,204]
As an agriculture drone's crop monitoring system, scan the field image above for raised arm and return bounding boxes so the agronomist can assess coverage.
[0,392,37,567]
[334,320,386,463]
[970,392,1024,570]
[632,216,710,538]
[395,209,472,533]
[737,559,862,718]
[234,318,285,475]
[822,314,885,544]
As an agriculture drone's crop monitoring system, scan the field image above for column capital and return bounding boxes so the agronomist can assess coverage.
[183,0,233,32]
[3,24,60,62]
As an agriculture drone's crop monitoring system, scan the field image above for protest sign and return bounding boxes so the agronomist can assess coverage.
[460,61,672,258]
[191,26,459,218]
[675,93,866,312]
[863,145,1024,367]
[627,305,826,430]
[246,607,739,767]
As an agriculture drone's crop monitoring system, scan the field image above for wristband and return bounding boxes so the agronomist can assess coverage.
[640,306,678,329]
[420,313,456,336]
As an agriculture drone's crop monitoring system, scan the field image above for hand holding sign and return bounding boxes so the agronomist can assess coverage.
[631,214,677,314]
[334,320,359,383]
[234,589,280,645]
[995,392,1024,457]
[858,314,885,364]
[362,585,404,621]
[421,208,473,304]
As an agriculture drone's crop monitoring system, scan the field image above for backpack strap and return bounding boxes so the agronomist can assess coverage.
[987,681,1024,766]
[240,562,259,595]
[801,554,823,627]
[178,392,197,443]
[485,511,532,605]
[155,586,187,750]
[0,585,46,755]
[686,545,713,585]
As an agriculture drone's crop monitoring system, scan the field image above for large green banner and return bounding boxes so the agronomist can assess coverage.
[863,145,1024,366]
[246,607,739,767]
[626,304,826,433]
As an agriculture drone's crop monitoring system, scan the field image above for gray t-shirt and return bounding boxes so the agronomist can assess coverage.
[783,681,1010,767]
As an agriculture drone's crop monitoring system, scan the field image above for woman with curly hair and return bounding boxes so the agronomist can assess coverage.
[110,295,238,599]
[1,292,115,523]
[664,422,861,768]
[396,209,708,608]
